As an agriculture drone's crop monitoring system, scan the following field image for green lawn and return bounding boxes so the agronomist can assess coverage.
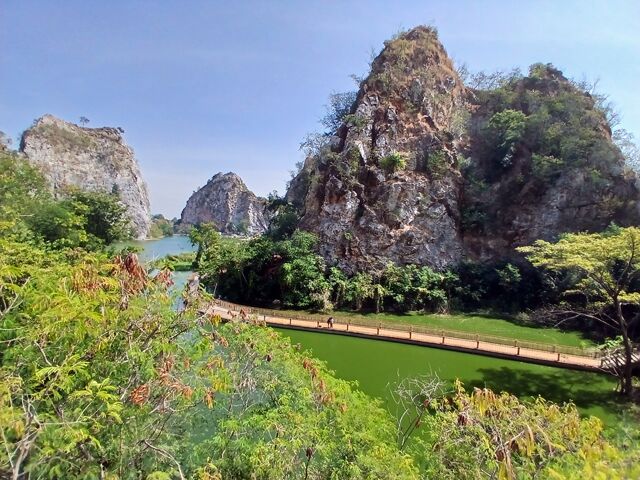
[274,309,595,348]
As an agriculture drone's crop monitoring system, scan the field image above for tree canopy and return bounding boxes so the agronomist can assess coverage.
[518,227,640,395]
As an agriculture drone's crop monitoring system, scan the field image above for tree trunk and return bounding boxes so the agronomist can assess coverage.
[621,329,634,396]
[615,299,634,396]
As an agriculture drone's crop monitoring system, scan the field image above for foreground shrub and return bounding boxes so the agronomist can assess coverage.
[0,237,418,478]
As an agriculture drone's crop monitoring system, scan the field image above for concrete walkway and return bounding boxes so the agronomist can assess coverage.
[209,302,607,372]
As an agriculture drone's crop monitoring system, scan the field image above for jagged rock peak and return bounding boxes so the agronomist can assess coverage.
[339,25,467,164]
[287,26,640,274]
[20,114,151,238]
[288,26,468,273]
[180,172,268,235]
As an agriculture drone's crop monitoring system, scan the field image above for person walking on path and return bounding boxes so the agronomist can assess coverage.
[327,316,334,329]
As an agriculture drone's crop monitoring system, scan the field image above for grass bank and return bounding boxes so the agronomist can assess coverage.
[274,309,595,348]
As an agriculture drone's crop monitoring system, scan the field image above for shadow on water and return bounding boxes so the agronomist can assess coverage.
[463,366,623,414]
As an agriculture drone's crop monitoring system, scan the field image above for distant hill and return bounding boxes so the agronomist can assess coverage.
[179,172,268,235]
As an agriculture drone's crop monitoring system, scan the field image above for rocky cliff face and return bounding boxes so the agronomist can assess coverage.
[288,26,640,273]
[20,115,151,238]
[288,26,468,273]
[180,172,268,235]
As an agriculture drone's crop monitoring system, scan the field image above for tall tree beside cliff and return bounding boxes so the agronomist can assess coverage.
[518,227,640,396]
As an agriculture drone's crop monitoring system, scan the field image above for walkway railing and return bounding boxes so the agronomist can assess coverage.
[213,299,604,361]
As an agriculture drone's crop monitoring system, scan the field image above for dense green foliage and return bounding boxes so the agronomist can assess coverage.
[519,227,640,396]
[191,226,463,313]
[151,252,195,272]
[379,152,407,173]
[191,224,563,315]
[411,380,640,479]
[266,192,301,240]
[0,239,420,478]
[464,63,631,233]
[149,214,175,238]
[0,155,421,478]
[471,63,618,175]
[0,151,131,249]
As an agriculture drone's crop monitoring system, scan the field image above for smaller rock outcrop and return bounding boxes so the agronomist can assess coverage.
[180,173,268,235]
[20,115,151,238]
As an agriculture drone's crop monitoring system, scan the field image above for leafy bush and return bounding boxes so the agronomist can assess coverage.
[1,151,130,249]
[487,109,527,168]
[452,260,552,313]
[380,152,407,173]
[531,153,564,179]
[415,380,640,479]
[149,214,175,238]
[382,264,456,313]
[66,189,131,244]
[425,149,449,177]
[461,205,488,232]
[321,91,358,133]
[266,193,300,240]
[343,113,367,130]
[151,252,195,271]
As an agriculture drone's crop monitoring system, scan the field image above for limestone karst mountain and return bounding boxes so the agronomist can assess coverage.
[287,26,640,273]
[180,172,268,235]
[20,114,151,238]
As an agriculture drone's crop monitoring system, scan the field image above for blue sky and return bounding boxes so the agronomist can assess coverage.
[2,1,639,217]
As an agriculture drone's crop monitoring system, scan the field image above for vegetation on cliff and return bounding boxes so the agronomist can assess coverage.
[1,151,131,249]
[461,63,639,249]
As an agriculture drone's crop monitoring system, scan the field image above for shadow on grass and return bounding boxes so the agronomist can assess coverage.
[270,305,605,345]
[461,366,623,414]
[460,311,605,345]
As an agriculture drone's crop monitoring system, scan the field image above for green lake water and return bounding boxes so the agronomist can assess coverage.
[133,236,622,427]
[118,235,195,263]
[118,235,196,291]
[280,328,621,426]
